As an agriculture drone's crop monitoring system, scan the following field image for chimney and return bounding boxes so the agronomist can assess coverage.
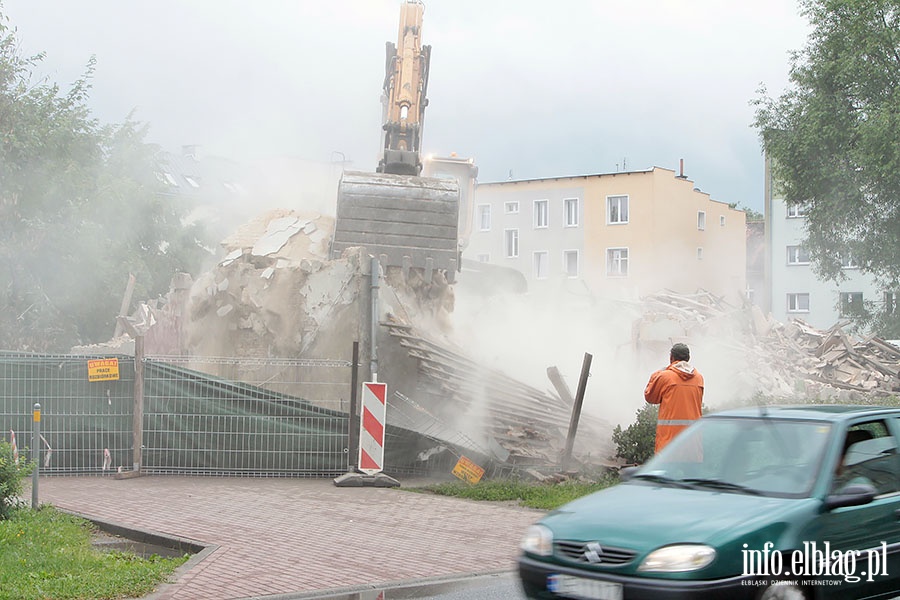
[676,158,687,179]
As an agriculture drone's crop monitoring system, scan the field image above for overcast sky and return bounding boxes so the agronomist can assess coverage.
[3,0,811,213]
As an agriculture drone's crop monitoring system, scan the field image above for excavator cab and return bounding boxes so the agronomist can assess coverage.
[331,0,463,283]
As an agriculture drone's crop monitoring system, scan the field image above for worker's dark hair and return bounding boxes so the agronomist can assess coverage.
[670,343,690,362]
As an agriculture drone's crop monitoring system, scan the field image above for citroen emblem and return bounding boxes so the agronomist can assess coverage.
[584,542,604,564]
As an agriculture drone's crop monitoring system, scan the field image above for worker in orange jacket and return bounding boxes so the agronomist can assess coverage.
[644,343,704,453]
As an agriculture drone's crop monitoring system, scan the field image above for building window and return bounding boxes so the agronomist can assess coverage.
[476,253,490,263]
[787,293,810,313]
[787,245,810,265]
[697,211,706,231]
[564,250,579,278]
[533,251,549,279]
[840,254,858,269]
[504,229,519,258]
[787,203,808,218]
[477,205,491,231]
[564,198,579,227]
[720,215,726,227]
[884,292,898,315]
[505,201,519,214]
[697,247,704,260]
[840,292,864,317]
[607,195,629,224]
[534,199,549,228]
[607,247,628,276]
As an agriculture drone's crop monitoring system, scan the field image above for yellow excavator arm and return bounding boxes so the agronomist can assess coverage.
[332,1,461,282]
[378,0,431,176]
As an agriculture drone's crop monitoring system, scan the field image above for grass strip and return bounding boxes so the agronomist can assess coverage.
[0,506,188,600]
[411,474,619,510]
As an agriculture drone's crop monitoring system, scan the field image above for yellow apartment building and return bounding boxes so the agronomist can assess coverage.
[465,167,746,303]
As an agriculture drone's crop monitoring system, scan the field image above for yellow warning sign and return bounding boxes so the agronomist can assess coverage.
[451,455,485,484]
[88,358,120,382]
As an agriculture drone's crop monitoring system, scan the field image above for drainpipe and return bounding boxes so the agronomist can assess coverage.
[370,256,380,382]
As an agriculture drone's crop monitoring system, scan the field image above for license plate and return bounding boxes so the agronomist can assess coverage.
[547,573,623,600]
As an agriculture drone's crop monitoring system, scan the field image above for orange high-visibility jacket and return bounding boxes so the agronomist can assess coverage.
[644,361,704,453]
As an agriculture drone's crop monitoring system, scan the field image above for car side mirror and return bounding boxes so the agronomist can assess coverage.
[824,482,877,510]
[619,466,639,481]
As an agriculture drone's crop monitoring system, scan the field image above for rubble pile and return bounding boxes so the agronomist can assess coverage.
[381,316,616,468]
[776,319,900,394]
[184,209,362,359]
[636,290,900,400]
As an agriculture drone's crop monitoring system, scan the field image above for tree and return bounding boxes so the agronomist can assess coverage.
[0,9,210,351]
[753,0,900,333]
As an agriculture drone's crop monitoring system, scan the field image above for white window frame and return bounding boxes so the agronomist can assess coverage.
[607,247,629,277]
[787,293,810,313]
[504,201,519,214]
[564,198,579,227]
[504,229,519,258]
[534,199,549,229]
[884,291,898,315]
[563,250,579,278]
[787,204,808,218]
[841,254,859,269]
[697,247,704,260]
[840,292,864,316]
[607,195,629,225]
[477,204,491,231]
[697,211,706,231]
[720,215,726,227]
[533,251,549,279]
[787,245,810,265]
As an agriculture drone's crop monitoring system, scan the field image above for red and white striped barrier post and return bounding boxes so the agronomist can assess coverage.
[358,382,387,474]
[334,380,399,487]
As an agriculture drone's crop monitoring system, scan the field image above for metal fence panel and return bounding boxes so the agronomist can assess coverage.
[141,357,352,476]
[0,352,134,473]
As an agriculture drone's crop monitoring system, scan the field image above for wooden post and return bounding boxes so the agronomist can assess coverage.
[561,352,593,470]
[117,316,144,477]
[113,274,136,338]
[547,366,575,407]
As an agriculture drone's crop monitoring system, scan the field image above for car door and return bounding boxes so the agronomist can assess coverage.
[813,418,900,599]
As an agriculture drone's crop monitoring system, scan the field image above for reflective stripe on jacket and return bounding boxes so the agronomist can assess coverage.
[644,360,704,453]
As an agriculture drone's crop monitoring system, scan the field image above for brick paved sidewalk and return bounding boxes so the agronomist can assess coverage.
[37,476,542,600]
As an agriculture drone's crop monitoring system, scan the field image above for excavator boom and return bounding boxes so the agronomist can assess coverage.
[332,0,461,282]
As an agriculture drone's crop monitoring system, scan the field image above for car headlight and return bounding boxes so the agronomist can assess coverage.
[520,524,553,556]
[638,544,716,572]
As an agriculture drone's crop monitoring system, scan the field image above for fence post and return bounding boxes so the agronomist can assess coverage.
[31,403,40,509]
[116,317,146,476]
[133,335,144,473]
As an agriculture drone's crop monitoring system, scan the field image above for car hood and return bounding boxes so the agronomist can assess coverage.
[541,481,808,552]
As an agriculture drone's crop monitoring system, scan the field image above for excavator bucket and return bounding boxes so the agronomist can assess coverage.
[332,170,460,281]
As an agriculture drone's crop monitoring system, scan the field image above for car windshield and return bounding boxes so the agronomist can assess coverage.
[634,416,832,498]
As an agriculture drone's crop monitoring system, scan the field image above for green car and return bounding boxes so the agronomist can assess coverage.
[518,405,900,599]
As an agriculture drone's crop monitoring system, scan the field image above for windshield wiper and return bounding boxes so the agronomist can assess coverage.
[680,477,762,495]
[630,473,694,489]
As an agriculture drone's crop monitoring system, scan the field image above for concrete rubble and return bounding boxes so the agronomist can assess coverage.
[635,289,900,401]
[75,215,899,474]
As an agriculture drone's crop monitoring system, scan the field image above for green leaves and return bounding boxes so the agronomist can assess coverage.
[755,0,900,309]
[0,8,210,351]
